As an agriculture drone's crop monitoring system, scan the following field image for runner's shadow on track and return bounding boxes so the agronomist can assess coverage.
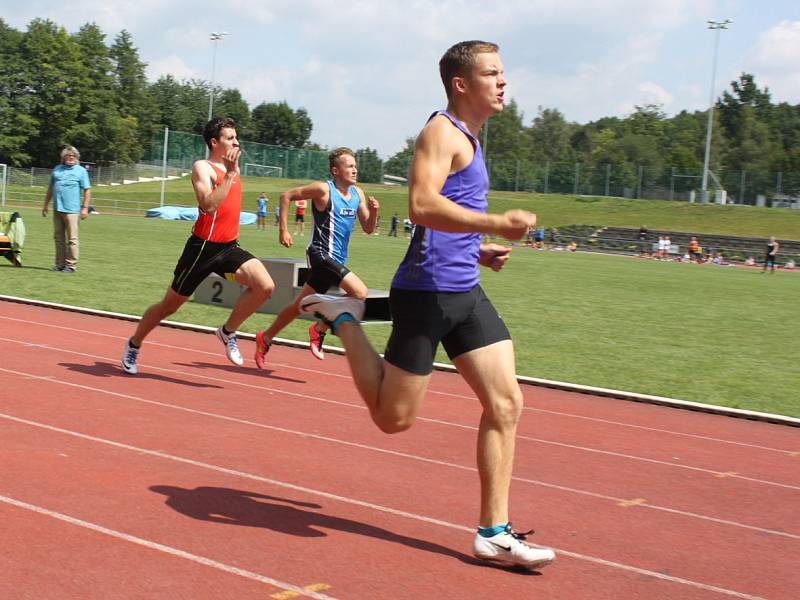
[149,485,540,573]
[60,361,223,389]
[172,361,306,384]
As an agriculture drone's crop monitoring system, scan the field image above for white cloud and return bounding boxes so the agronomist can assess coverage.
[746,20,800,102]
[146,55,202,82]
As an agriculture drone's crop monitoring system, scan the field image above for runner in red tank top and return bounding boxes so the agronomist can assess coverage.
[120,117,274,374]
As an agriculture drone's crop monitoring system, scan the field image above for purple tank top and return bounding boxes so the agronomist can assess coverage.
[392,111,488,292]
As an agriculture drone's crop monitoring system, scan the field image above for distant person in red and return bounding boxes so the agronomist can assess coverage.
[294,198,307,236]
[121,117,274,375]
[687,237,702,262]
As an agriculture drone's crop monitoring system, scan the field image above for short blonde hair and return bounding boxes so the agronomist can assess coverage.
[439,40,499,98]
[329,147,355,173]
[61,146,80,160]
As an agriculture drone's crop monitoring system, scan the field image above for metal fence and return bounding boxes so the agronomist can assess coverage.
[484,159,800,206]
[4,129,799,208]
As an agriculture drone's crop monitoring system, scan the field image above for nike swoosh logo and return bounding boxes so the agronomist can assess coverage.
[489,541,512,551]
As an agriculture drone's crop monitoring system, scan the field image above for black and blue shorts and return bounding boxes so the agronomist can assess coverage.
[305,254,350,294]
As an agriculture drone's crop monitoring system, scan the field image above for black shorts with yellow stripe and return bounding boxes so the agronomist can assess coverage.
[171,235,255,296]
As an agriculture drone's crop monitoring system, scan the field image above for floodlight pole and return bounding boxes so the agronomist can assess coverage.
[700,19,732,204]
[208,32,230,121]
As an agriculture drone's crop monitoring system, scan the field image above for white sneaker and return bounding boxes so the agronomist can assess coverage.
[472,525,555,570]
[121,338,139,374]
[298,294,365,328]
[215,327,244,366]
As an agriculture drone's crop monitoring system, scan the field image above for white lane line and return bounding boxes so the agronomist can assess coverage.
[3,314,797,452]
[1,339,797,491]
[0,413,767,600]
[0,493,337,599]
[1,368,797,541]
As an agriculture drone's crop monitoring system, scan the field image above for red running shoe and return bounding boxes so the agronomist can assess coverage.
[308,322,326,360]
[254,331,271,369]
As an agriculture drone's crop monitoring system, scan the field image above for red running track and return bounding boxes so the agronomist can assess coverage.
[0,300,798,599]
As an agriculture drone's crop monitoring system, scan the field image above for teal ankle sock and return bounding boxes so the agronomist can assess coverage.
[478,523,508,538]
[331,313,355,335]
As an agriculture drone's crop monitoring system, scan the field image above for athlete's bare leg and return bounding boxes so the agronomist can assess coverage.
[452,340,522,527]
[334,321,430,433]
[223,258,274,332]
[130,288,189,347]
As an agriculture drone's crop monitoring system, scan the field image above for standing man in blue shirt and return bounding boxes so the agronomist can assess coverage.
[42,146,91,273]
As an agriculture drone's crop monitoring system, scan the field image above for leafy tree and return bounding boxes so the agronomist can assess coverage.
[384,137,415,178]
[111,29,156,157]
[69,23,139,163]
[18,19,86,165]
[527,107,574,162]
[251,101,312,147]
[0,19,36,165]
[355,147,382,183]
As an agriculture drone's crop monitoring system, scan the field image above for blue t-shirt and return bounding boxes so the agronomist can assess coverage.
[257,197,267,215]
[50,164,91,213]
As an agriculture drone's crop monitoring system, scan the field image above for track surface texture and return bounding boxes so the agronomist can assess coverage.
[1,300,798,599]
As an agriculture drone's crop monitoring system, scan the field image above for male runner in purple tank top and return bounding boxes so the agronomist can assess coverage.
[299,41,555,570]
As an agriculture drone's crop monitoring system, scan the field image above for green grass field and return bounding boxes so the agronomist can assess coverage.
[3,197,799,418]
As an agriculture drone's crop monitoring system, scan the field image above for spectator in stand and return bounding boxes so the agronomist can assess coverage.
[687,237,702,263]
[567,240,577,252]
[534,226,545,249]
[784,258,795,270]
[42,145,92,273]
[663,235,672,260]
[655,236,665,259]
[744,256,756,267]
[762,236,779,273]
[638,224,649,256]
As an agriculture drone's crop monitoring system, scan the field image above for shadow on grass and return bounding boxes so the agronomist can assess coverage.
[148,485,543,575]
[60,361,223,389]
[172,361,306,384]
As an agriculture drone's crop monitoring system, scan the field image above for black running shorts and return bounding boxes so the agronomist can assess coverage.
[384,285,511,375]
[171,235,256,296]
[305,254,350,294]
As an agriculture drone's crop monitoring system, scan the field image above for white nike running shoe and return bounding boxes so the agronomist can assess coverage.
[472,524,555,570]
[215,327,244,366]
[298,294,365,329]
[121,337,140,375]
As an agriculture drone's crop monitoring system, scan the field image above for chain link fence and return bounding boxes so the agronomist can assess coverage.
[3,129,799,210]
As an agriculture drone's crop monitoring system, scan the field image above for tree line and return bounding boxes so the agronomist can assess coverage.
[2,19,799,196]
[0,18,318,167]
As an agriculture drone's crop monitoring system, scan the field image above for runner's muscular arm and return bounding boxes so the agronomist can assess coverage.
[191,148,240,213]
[408,117,535,240]
[277,181,328,247]
[356,186,379,233]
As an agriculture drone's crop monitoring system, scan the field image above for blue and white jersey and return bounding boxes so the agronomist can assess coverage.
[307,181,360,265]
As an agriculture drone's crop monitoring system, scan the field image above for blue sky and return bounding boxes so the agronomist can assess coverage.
[5,1,799,157]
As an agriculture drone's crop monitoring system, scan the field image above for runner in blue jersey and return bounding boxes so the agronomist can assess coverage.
[299,41,555,571]
[254,147,379,366]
